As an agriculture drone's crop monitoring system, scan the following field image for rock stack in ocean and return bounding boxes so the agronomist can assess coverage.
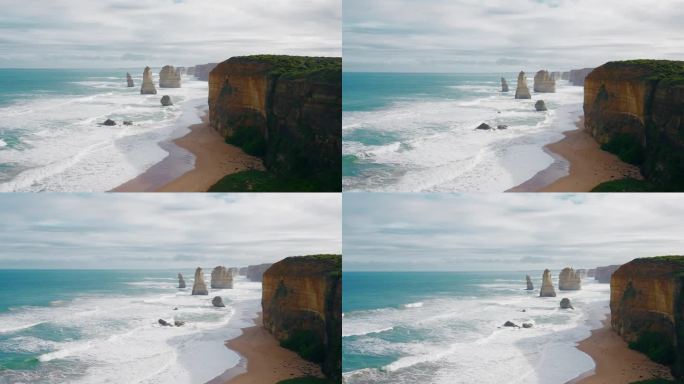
[126,72,134,87]
[539,269,556,297]
[533,70,556,93]
[228,267,238,277]
[514,71,531,99]
[160,95,173,106]
[525,275,534,290]
[501,77,509,92]
[178,273,186,288]
[561,71,570,80]
[611,256,684,379]
[159,65,181,88]
[558,267,581,290]
[551,71,562,81]
[186,66,196,77]
[212,296,225,307]
[210,266,234,289]
[140,66,157,95]
[587,269,596,278]
[242,263,273,282]
[191,267,208,295]
[594,264,621,283]
[568,67,593,86]
[262,255,341,381]
[535,100,547,111]
[560,298,573,309]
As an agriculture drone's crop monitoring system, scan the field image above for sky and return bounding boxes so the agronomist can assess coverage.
[343,193,684,271]
[343,0,684,72]
[0,0,341,68]
[0,193,341,269]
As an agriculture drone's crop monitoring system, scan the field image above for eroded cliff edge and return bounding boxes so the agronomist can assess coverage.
[610,255,684,378]
[208,55,342,191]
[585,60,684,190]
[262,254,342,381]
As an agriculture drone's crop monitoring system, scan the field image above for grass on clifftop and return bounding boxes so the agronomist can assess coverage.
[208,170,332,192]
[235,55,341,82]
[607,60,684,83]
[277,378,336,384]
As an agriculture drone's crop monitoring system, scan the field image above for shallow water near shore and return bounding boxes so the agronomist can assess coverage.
[343,72,583,192]
[342,271,609,384]
[0,270,260,384]
[0,68,207,192]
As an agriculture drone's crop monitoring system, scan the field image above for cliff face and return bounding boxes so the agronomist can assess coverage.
[533,70,556,93]
[595,264,621,283]
[559,267,582,290]
[244,263,273,282]
[584,60,684,189]
[193,62,218,81]
[569,67,594,86]
[210,266,234,289]
[610,256,684,377]
[208,55,341,190]
[262,255,341,381]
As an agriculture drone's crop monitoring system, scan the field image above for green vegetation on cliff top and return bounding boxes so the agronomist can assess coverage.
[606,59,684,83]
[233,55,341,82]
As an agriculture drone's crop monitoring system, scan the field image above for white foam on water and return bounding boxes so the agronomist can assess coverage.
[0,74,208,192]
[343,80,584,192]
[343,281,609,384]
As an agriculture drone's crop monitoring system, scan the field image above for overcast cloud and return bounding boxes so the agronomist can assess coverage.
[343,193,684,271]
[0,194,341,269]
[343,0,684,72]
[0,0,341,68]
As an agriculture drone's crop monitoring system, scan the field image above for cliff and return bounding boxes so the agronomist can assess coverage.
[210,266,234,289]
[595,264,621,283]
[244,263,273,282]
[610,256,684,377]
[533,70,556,93]
[140,66,157,94]
[540,269,556,297]
[159,65,181,88]
[515,71,531,99]
[262,254,341,381]
[584,60,684,189]
[208,55,342,191]
[558,267,581,290]
[191,267,208,295]
[193,62,218,81]
[569,67,594,86]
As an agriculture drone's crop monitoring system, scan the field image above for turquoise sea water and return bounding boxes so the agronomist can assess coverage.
[342,72,584,192]
[342,271,610,384]
[0,269,261,384]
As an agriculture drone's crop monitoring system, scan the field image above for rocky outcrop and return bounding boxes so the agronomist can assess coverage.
[540,269,556,297]
[561,71,570,80]
[584,60,684,189]
[262,255,341,381]
[186,66,196,77]
[210,266,234,289]
[212,296,225,307]
[551,71,562,81]
[140,66,157,94]
[244,263,272,282]
[178,273,186,288]
[559,267,582,290]
[533,70,556,93]
[560,298,573,309]
[515,71,531,99]
[526,275,534,290]
[126,72,134,87]
[595,264,621,283]
[208,55,342,190]
[611,256,684,378]
[191,267,208,295]
[159,65,181,88]
[569,68,594,86]
[229,267,238,277]
[476,123,492,130]
[576,269,587,279]
[587,268,596,277]
[103,119,116,126]
[501,77,509,92]
[193,63,218,81]
[535,100,547,111]
[160,95,173,106]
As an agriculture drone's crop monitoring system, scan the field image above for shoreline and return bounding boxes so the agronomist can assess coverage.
[114,112,264,192]
[509,117,642,192]
[567,315,673,383]
[219,314,324,384]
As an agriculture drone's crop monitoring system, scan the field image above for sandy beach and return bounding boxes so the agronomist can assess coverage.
[114,113,264,192]
[220,315,324,384]
[510,117,642,192]
[568,316,673,384]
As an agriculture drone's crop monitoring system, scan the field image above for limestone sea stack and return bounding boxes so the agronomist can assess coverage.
[126,72,134,87]
[191,267,208,295]
[140,66,157,95]
[539,269,556,297]
[178,273,186,288]
[584,60,684,189]
[262,254,341,381]
[210,266,234,289]
[611,256,684,378]
[535,100,547,111]
[160,95,173,106]
[525,275,534,290]
[558,267,581,290]
[208,55,342,190]
[533,70,556,93]
[159,65,181,88]
[501,77,509,92]
[515,71,531,99]
[212,296,225,307]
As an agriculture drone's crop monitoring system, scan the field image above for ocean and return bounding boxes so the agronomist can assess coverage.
[0,69,208,192]
[342,271,609,384]
[342,72,584,192]
[0,269,261,384]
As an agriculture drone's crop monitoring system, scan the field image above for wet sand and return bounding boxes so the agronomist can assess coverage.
[510,117,642,192]
[221,315,324,384]
[114,114,263,192]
